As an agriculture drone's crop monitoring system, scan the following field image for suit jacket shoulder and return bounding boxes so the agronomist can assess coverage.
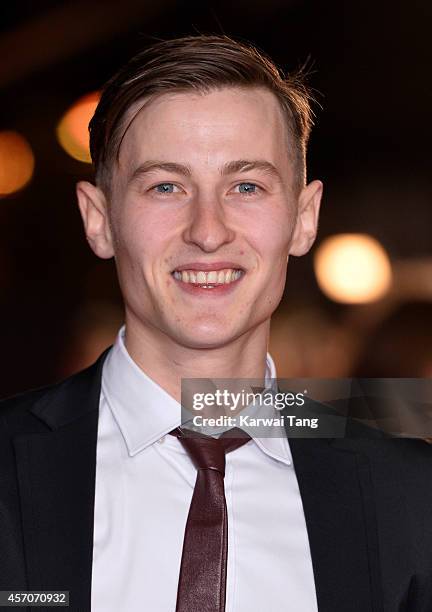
[0,347,110,436]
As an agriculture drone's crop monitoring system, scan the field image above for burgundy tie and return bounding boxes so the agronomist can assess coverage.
[169,426,251,612]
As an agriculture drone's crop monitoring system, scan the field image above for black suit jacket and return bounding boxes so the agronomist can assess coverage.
[1,349,432,612]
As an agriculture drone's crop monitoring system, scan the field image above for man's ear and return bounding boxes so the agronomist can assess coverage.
[76,181,115,259]
[289,180,323,257]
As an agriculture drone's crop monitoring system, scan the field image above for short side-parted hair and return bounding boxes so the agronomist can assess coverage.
[89,34,316,195]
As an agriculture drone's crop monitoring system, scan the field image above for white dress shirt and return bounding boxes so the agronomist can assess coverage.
[91,326,318,611]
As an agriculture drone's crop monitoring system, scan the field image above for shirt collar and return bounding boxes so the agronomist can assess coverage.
[102,325,291,466]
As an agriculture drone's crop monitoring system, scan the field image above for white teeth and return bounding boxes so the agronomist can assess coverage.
[173,268,243,286]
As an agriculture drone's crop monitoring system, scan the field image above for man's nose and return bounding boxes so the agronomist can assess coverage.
[182,198,235,252]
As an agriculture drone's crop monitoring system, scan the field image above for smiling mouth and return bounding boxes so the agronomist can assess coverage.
[171,268,244,289]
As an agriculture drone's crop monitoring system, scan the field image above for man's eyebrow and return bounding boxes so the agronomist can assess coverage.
[221,159,283,182]
[127,159,282,184]
[128,160,192,184]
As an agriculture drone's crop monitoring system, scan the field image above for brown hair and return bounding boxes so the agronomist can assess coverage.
[89,34,316,194]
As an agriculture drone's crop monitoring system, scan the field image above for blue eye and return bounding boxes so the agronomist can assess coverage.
[237,182,257,194]
[154,183,176,193]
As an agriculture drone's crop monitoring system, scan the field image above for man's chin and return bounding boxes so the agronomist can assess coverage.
[169,324,244,351]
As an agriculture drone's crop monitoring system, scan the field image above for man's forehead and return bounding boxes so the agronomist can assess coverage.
[114,86,291,180]
[119,86,286,144]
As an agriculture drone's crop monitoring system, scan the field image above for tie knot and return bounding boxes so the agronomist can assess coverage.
[169,427,251,476]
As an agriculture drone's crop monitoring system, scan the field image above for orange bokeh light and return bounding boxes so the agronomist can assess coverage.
[314,233,392,304]
[0,131,35,196]
[57,91,100,163]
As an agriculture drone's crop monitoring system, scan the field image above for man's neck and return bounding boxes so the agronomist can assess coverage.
[123,317,271,403]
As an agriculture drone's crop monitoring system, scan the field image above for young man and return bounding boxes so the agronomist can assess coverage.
[1,35,432,612]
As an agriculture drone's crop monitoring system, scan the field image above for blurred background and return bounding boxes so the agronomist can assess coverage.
[1,0,431,397]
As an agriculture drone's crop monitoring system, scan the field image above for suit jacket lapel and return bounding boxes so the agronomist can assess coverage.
[13,349,109,610]
[288,436,384,612]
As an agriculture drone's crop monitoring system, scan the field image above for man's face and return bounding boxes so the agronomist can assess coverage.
[78,86,322,349]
